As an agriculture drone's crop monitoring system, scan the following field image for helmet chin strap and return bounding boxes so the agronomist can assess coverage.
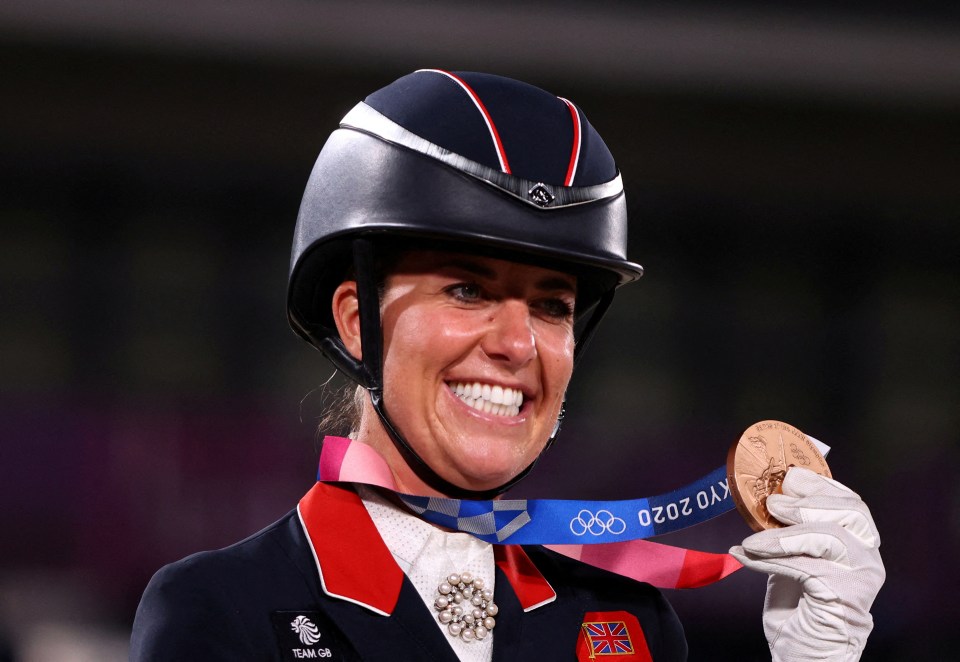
[351,238,614,500]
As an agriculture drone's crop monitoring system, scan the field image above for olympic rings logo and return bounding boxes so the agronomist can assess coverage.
[569,509,627,536]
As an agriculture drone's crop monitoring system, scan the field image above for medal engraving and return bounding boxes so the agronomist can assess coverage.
[726,420,831,531]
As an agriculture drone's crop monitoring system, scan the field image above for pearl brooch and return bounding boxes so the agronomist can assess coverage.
[434,572,497,642]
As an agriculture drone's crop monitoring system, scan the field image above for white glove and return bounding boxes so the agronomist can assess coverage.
[729,467,885,662]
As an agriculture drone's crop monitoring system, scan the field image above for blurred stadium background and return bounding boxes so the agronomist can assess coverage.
[1,1,957,659]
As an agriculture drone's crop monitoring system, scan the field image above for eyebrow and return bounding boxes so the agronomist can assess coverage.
[438,258,576,293]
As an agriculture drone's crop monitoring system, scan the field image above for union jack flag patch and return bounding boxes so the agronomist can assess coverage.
[583,621,633,655]
[576,611,652,661]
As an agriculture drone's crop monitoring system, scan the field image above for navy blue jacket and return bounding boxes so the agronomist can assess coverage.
[131,483,687,661]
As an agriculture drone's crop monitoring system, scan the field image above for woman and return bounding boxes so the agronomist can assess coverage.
[131,70,883,661]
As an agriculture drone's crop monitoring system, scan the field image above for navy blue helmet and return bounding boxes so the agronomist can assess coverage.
[287,70,642,497]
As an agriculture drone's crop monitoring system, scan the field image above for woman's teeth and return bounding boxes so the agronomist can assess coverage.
[448,381,522,417]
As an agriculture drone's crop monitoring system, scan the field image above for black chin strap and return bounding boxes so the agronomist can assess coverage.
[368,388,536,499]
[351,238,615,499]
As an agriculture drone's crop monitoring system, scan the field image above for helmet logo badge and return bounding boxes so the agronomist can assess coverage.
[528,183,555,207]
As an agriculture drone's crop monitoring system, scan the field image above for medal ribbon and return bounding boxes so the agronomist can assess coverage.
[399,465,733,544]
[317,436,762,589]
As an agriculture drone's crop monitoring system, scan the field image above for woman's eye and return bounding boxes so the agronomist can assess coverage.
[446,283,482,302]
[536,298,575,320]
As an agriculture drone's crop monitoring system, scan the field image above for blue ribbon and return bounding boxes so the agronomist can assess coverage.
[392,465,732,545]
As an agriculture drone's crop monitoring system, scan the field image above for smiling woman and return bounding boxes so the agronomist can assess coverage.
[129,69,883,662]
[337,251,577,495]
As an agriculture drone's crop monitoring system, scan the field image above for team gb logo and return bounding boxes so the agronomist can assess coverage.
[290,615,322,645]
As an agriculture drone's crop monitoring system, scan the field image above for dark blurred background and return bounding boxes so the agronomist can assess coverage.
[1,1,958,659]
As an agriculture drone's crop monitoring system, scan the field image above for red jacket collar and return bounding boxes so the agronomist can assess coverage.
[298,482,556,615]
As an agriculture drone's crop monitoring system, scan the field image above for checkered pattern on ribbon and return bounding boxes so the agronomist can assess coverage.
[399,496,531,543]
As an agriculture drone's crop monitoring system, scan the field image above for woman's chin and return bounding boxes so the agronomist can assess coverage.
[438,456,529,493]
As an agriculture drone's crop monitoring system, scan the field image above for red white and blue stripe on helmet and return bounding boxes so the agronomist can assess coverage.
[361,69,614,189]
[557,97,581,186]
[418,69,512,175]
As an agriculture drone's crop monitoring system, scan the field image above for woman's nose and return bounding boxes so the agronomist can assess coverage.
[480,299,537,366]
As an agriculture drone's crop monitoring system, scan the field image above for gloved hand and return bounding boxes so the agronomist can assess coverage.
[729,467,884,662]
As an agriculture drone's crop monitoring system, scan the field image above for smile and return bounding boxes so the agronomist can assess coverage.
[447,381,523,417]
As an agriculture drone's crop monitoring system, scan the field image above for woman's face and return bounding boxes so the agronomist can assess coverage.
[341,250,577,495]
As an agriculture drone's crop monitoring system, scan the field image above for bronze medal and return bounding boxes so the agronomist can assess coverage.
[726,420,831,531]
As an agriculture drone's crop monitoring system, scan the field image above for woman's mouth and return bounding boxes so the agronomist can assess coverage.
[447,381,523,417]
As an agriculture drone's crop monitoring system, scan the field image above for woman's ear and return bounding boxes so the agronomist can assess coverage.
[332,281,362,360]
